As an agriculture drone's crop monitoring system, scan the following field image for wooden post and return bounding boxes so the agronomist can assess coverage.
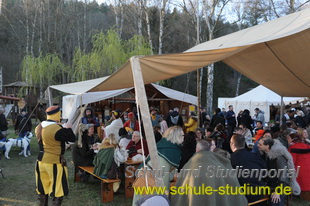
[130,56,164,187]
[280,96,284,126]
[197,69,201,127]
[48,87,52,107]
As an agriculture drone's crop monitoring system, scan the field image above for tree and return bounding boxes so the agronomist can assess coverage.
[202,0,231,115]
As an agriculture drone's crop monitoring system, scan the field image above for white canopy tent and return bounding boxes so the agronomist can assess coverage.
[218,85,305,122]
[50,79,198,119]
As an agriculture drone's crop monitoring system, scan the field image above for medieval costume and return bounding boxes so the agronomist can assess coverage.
[93,137,117,179]
[35,106,76,206]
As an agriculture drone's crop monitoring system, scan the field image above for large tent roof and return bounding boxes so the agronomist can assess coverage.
[59,82,197,119]
[86,8,310,97]
[50,76,109,94]
[50,77,197,105]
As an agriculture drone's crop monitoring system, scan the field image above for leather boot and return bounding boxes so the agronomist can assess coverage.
[37,194,48,206]
[52,197,63,206]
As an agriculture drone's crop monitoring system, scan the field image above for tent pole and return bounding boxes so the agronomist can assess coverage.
[48,87,52,107]
[280,96,284,126]
[197,69,201,127]
[130,56,164,187]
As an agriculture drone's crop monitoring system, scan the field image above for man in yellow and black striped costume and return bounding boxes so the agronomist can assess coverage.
[35,106,75,206]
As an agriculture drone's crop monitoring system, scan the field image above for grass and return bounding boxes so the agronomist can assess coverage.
[0,122,132,206]
[1,122,309,206]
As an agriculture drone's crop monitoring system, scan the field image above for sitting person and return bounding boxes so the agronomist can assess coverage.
[213,148,231,159]
[196,139,211,152]
[239,123,253,146]
[205,138,216,152]
[230,134,267,204]
[133,126,184,205]
[72,124,99,181]
[73,124,98,166]
[195,128,204,140]
[154,126,163,143]
[118,128,132,149]
[81,107,100,127]
[93,134,118,179]
[126,131,149,158]
[209,124,226,149]
[178,131,197,171]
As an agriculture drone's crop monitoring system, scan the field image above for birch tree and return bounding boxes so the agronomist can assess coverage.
[202,0,231,115]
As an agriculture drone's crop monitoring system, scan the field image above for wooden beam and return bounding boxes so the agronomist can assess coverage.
[110,97,175,101]
[0,95,20,101]
[130,56,164,188]
[150,92,158,99]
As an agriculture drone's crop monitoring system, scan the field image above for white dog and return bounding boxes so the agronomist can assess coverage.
[5,132,33,159]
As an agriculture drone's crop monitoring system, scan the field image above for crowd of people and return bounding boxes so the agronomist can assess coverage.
[1,103,309,206]
[69,105,310,206]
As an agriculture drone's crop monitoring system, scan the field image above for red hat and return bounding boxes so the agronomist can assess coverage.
[128,112,134,118]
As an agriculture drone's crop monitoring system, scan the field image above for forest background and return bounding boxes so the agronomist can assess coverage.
[0,0,309,115]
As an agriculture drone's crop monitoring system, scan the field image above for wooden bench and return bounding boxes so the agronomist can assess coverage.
[75,166,120,203]
[248,197,269,206]
[124,160,143,198]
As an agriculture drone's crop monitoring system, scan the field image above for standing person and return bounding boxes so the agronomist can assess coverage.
[0,107,8,152]
[150,108,161,127]
[35,106,76,206]
[253,108,265,126]
[184,111,198,133]
[15,108,32,153]
[200,108,207,128]
[289,134,310,201]
[239,109,253,135]
[210,108,225,129]
[15,108,32,138]
[166,107,184,128]
[226,105,236,137]
[102,110,123,141]
[0,107,8,137]
[295,111,307,128]
[123,112,139,132]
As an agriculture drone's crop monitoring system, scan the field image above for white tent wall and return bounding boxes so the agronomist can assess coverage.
[62,88,132,119]
[217,85,305,123]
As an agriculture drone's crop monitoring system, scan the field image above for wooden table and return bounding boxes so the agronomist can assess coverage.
[124,160,143,198]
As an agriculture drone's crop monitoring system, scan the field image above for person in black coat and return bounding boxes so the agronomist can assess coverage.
[166,108,184,128]
[239,109,253,135]
[230,134,267,204]
[15,108,32,137]
[72,125,99,167]
[210,108,225,129]
[0,107,8,137]
[178,131,196,171]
